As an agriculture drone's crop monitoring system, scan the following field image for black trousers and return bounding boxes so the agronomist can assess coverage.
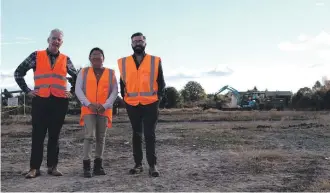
[126,101,159,167]
[30,95,68,169]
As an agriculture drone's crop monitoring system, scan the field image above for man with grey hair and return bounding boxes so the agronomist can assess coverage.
[14,28,78,178]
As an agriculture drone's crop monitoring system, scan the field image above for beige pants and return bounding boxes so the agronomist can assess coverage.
[83,114,107,160]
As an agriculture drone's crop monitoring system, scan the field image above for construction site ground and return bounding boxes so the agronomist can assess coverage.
[1,109,330,192]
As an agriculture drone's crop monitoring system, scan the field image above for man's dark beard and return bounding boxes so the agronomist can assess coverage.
[132,46,145,54]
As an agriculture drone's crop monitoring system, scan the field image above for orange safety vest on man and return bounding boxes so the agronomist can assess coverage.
[117,54,160,106]
[79,67,115,128]
[34,50,68,98]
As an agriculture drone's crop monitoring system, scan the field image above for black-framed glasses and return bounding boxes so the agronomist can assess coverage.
[132,40,145,45]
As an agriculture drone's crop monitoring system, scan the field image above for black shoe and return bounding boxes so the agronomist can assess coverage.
[93,158,106,175]
[83,160,92,178]
[129,164,143,174]
[149,166,160,177]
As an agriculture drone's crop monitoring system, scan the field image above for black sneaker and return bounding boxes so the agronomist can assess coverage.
[149,166,160,177]
[129,164,143,174]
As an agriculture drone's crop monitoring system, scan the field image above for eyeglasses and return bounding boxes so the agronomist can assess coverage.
[132,40,145,45]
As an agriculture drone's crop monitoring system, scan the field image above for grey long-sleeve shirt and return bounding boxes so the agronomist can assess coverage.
[75,69,118,109]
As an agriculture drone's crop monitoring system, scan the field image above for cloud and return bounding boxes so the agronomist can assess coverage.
[0,69,34,90]
[1,36,36,45]
[15,37,33,41]
[316,2,325,6]
[297,34,309,42]
[0,72,14,79]
[308,63,324,68]
[165,66,234,81]
[278,31,330,51]
[278,31,330,63]
[1,41,36,45]
[276,31,330,91]
[202,67,234,76]
[318,49,330,60]
[165,73,198,80]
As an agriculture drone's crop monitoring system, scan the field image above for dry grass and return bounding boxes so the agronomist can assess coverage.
[1,108,324,125]
[237,149,288,162]
[1,110,330,191]
[311,179,330,191]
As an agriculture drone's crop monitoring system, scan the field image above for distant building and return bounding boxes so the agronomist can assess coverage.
[238,90,293,108]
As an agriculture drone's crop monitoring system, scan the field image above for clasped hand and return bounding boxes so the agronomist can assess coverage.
[88,103,105,113]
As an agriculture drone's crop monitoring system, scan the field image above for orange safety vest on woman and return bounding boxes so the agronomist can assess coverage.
[34,50,68,98]
[79,67,115,128]
[117,54,159,106]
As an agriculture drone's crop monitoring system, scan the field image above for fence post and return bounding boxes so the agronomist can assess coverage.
[23,92,26,117]
[0,89,2,109]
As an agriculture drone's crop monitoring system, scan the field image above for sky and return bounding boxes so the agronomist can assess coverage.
[1,0,330,94]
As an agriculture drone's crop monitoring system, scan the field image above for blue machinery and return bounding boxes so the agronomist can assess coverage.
[214,85,257,109]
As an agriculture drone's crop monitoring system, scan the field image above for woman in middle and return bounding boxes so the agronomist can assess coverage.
[75,47,118,178]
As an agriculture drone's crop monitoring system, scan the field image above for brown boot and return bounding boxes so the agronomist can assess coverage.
[129,164,143,174]
[25,169,41,179]
[47,167,63,176]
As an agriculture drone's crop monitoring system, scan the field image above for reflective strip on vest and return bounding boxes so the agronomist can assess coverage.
[81,68,113,97]
[121,56,156,97]
[34,73,67,90]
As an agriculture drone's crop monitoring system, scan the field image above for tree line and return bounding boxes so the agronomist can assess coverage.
[2,78,330,112]
[158,79,330,110]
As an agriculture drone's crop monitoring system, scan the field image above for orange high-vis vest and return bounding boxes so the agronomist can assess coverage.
[117,54,159,106]
[34,50,68,98]
[79,67,115,128]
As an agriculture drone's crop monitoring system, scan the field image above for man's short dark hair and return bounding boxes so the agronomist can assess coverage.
[131,32,146,40]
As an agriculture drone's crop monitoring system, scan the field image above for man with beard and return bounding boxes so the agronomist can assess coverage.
[117,32,166,177]
[14,28,78,178]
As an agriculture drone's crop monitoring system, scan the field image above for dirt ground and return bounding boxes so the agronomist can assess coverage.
[1,109,330,192]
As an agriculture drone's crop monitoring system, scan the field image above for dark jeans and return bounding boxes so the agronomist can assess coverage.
[126,101,159,167]
[30,95,68,169]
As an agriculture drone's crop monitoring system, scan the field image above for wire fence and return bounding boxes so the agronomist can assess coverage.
[1,105,32,115]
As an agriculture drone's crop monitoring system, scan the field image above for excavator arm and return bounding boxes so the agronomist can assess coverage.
[214,85,242,107]
[214,85,229,96]
[226,86,241,101]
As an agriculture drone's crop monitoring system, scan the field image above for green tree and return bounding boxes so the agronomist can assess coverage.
[312,80,322,91]
[163,86,182,108]
[290,78,330,110]
[323,90,330,109]
[292,87,313,109]
[311,91,324,110]
[180,81,206,102]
